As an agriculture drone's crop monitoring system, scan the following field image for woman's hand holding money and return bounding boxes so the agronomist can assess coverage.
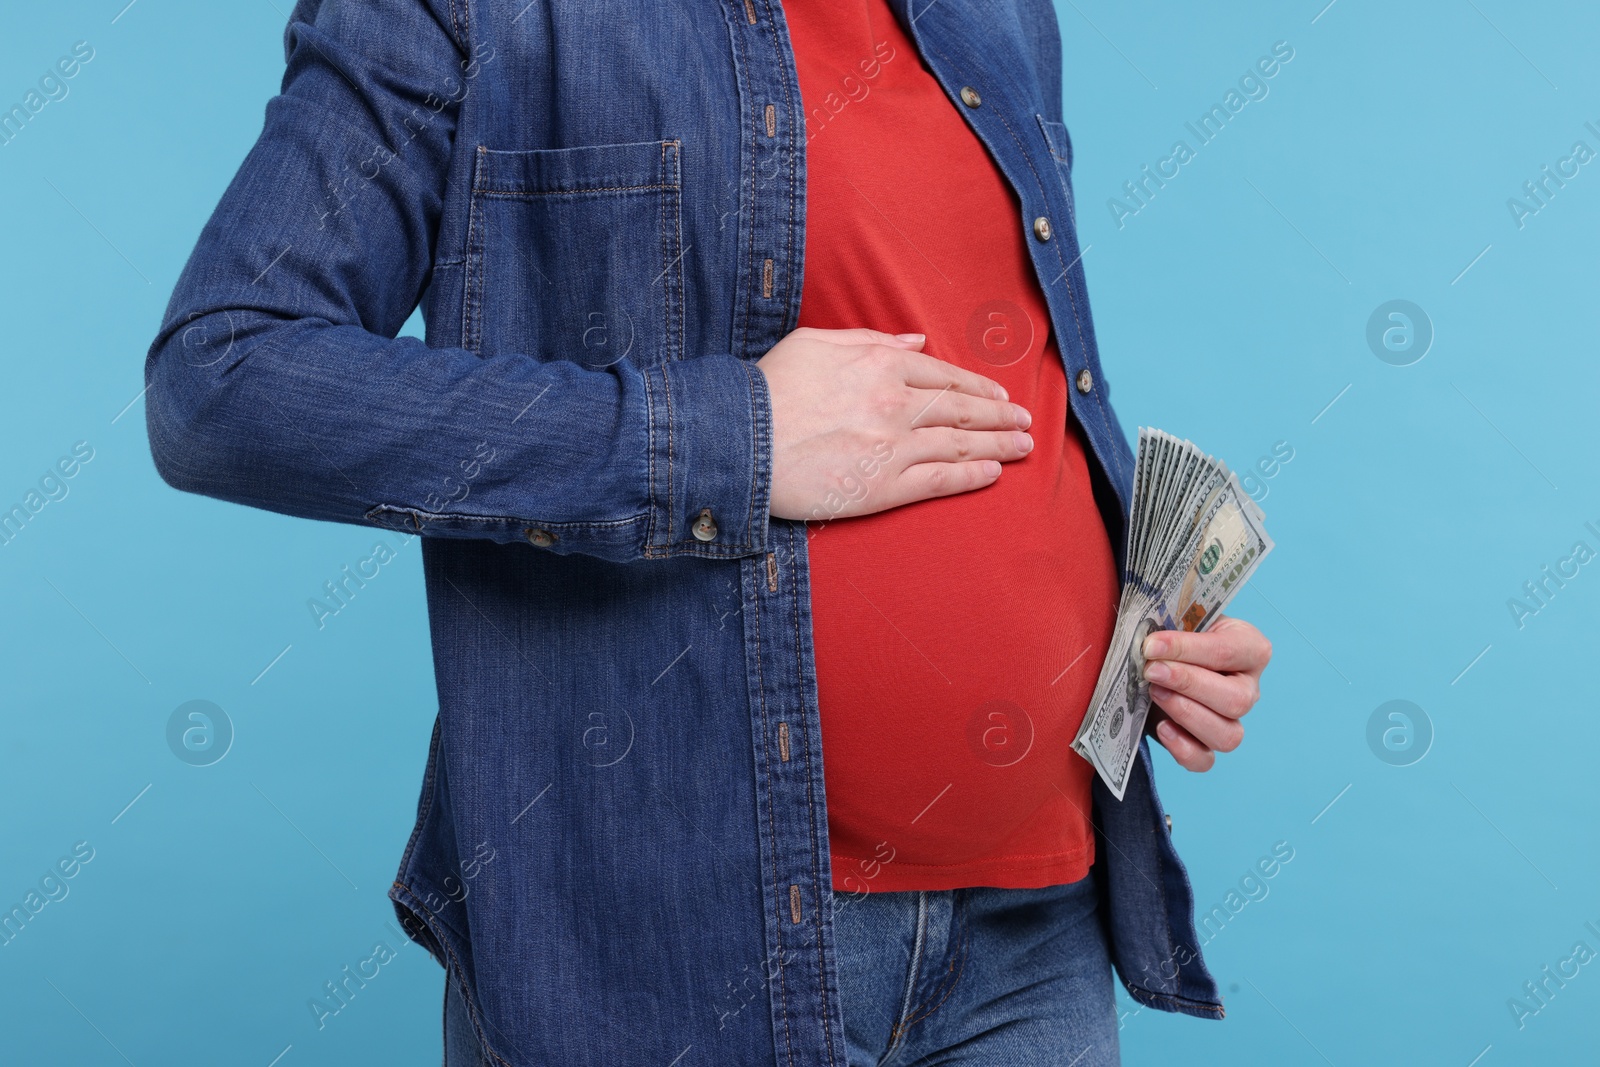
[1142,615,1272,772]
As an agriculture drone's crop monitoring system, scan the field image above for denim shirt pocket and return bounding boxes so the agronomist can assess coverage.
[463,139,685,368]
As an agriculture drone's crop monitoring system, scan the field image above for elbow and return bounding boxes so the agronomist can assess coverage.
[143,318,239,499]
[144,371,209,499]
[145,400,207,498]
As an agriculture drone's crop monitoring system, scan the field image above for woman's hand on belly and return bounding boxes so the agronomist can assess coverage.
[756,327,1035,522]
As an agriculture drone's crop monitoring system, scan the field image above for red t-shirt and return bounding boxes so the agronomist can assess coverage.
[789,0,1121,892]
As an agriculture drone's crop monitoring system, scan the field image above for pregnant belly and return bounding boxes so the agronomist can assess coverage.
[805,434,1118,871]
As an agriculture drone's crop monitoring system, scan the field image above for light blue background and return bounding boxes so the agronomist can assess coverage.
[2,1,1594,1064]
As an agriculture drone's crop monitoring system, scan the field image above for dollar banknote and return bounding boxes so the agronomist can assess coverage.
[1072,429,1275,800]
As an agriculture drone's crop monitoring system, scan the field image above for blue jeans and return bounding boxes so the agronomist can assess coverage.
[829,875,1120,1067]
[443,874,1119,1067]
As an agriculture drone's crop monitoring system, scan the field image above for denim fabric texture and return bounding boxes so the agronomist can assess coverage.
[829,876,1120,1067]
[445,968,493,1067]
[144,0,1223,1063]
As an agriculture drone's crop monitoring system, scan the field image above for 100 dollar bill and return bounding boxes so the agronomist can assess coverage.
[1072,469,1273,800]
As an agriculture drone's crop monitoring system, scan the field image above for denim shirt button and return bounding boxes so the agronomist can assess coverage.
[525,528,557,548]
[1032,216,1052,241]
[959,86,982,107]
[691,508,719,542]
[1165,814,1173,833]
[1075,368,1093,394]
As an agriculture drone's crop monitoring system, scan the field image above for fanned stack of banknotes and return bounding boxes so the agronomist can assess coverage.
[1071,429,1275,800]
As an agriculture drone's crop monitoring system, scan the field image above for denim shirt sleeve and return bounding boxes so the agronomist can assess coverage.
[143,0,773,564]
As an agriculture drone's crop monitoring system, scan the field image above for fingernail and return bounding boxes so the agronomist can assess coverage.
[1013,431,1033,453]
[1144,660,1171,684]
[993,384,1010,402]
[1143,634,1167,659]
[1013,405,1031,429]
[894,332,925,343]
[982,460,1002,477]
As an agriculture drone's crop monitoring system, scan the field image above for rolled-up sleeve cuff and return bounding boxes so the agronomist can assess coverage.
[642,353,773,559]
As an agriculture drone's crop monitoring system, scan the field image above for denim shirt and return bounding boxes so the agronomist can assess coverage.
[145,0,1223,1061]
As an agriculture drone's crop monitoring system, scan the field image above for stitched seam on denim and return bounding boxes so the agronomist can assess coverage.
[473,182,677,198]
[463,154,486,353]
[1126,984,1225,1014]
[674,153,686,362]
[440,962,449,1067]
[735,18,757,364]
[894,897,969,1036]
[665,140,678,363]
[452,0,474,59]
[392,880,463,947]
[397,884,514,1067]
[443,970,490,1067]
[364,505,646,532]
[745,363,756,543]
[899,900,968,1028]
[447,0,467,54]
[467,153,484,353]
[785,525,837,1067]
[666,140,685,362]
[743,360,764,548]
[645,542,760,560]
[643,365,661,547]
[775,2,800,340]
[395,716,444,877]
[882,891,928,1062]
[660,362,677,546]
[659,143,670,368]
[1035,114,1070,164]
[747,538,798,1067]
[1132,747,1180,982]
[896,895,959,1027]
[392,885,499,1059]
